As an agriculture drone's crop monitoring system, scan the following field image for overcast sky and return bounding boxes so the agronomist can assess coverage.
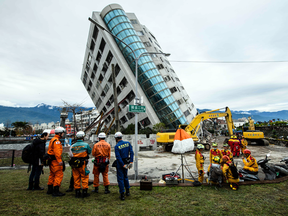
[0,0,287,112]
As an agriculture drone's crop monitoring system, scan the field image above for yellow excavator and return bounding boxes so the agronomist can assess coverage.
[242,117,269,146]
[156,107,235,151]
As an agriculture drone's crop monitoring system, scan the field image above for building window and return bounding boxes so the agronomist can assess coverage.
[102,107,107,114]
[184,110,190,117]
[127,112,135,120]
[127,91,135,102]
[103,84,109,94]
[90,40,95,52]
[101,63,108,74]
[175,77,180,82]
[91,71,95,80]
[120,116,128,124]
[140,117,151,127]
[170,69,175,73]
[156,64,164,70]
[131,20,138,24]
[154,42,161,49]
[149,32,157,41]
[149,38,152,43]
[105,51,113,65]
[98,74,104,83]
[181,86,185,90]
[177,99,184,106]
[150,53,157,58]
[99,38,106,53]
[91,92,95,99]
[143,42,151,47]
[165,60,171,65]
[137,31,144,36]
[115,64,121,77]
[119,77,128,89]
[92,26,99,40]
[170,87,177,94]
[96,52,102,63]
[117,86,121,96]
[163,76,171,82]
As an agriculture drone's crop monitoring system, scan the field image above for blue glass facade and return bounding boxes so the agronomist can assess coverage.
[103,9,188,128]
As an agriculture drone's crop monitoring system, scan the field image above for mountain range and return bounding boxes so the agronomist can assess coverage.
[0,103,287,126]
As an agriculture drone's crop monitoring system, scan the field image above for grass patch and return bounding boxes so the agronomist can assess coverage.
[0,157,26,167]
[0,168,288,215]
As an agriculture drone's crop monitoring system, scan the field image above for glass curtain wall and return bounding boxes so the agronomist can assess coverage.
[103,9,187,128]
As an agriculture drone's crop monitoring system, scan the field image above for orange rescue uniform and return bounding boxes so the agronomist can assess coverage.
[228,139,234,152]
[47,135,63,187]
[222,160,239,183]
[71,140,91,190]
[92,140,111,187]
[241,139,248,154]
[221,149,233,163]
[195,149,205,183]
[209,149,222,164]
[243,155,258,172]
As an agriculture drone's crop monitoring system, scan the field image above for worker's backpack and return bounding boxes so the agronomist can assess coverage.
[22,143,35,164]
[227,162,239,179]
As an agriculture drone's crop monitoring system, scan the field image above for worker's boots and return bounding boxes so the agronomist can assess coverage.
[104,186,110,194]
[34,182,44,190]
[27,182,34,190]
[120,193,125,201]
[46,185,53,194]
[75,189,81,198]
[92,187,98,193]
[126,188,130,196]
[52,186,66,197]
[82,188,90,198]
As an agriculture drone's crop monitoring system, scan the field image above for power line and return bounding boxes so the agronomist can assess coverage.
[169,60,288,63]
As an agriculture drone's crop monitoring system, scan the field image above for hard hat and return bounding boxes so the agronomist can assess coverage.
[212,143,218,147]
[222,155,230,161]
[76,131,85,139]
[197,144,204,149]
[98,132,106,139]
[114,132,123,138]
[231,135,234,139]
[243,149,251,155]
[55,126,65,133]
[223,143,229,147]
[233,135,237,139]
[213,156,220,164]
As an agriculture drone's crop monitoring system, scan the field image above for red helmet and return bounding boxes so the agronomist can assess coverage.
[222,155,230,161]
[243,149,251,155]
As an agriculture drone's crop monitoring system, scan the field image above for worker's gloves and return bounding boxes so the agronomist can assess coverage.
[199,170,203,175]
[123,164,129,169]
[128,163,133,169]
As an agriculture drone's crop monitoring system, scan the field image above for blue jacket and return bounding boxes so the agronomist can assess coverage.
[114,140,134,167]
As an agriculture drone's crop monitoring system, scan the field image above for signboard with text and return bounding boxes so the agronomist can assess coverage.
[128,105,146,113]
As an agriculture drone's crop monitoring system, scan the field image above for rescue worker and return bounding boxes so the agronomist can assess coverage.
[227,135,234,152]
[240,136,248,155]
[46,126,66,197]
[221,143,233,163]
[232,135,241,157]
[70,131,91,198]
[27,132,49,190]
[92,132,111,194]
[195,144,205,183]
[209,143,222,164]
[242,149,258,172]
[207,156,222,185]
[222,155,240,190]
[114,132,134,201]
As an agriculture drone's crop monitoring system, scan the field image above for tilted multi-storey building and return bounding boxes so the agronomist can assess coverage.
[81,4,197,130]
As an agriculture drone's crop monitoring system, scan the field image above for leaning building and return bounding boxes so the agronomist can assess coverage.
[81,4,197,130]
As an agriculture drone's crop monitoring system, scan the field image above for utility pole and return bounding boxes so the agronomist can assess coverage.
[112,64,120,132]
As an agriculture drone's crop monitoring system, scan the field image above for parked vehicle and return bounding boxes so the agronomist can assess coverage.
[238,168,260,181]
[257,154,278,180]
[273,157,288,177]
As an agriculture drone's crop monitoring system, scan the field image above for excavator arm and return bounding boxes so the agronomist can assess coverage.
[184,107,235,138]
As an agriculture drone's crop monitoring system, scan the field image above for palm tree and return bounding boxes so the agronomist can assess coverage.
[11,121,30,135]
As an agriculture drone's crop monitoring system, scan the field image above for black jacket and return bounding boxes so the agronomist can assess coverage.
[32,137,46,165]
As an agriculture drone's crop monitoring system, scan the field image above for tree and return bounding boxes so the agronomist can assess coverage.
[152,123,166,133]
[11,121,30,135]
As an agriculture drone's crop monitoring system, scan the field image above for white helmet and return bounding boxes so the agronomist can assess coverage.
[114,132,123,138]
[55,126,65,134]
[98,132,106,139]
[76,131,85,139]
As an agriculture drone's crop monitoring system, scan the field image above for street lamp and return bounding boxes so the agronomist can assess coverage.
[88,18,170,180]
